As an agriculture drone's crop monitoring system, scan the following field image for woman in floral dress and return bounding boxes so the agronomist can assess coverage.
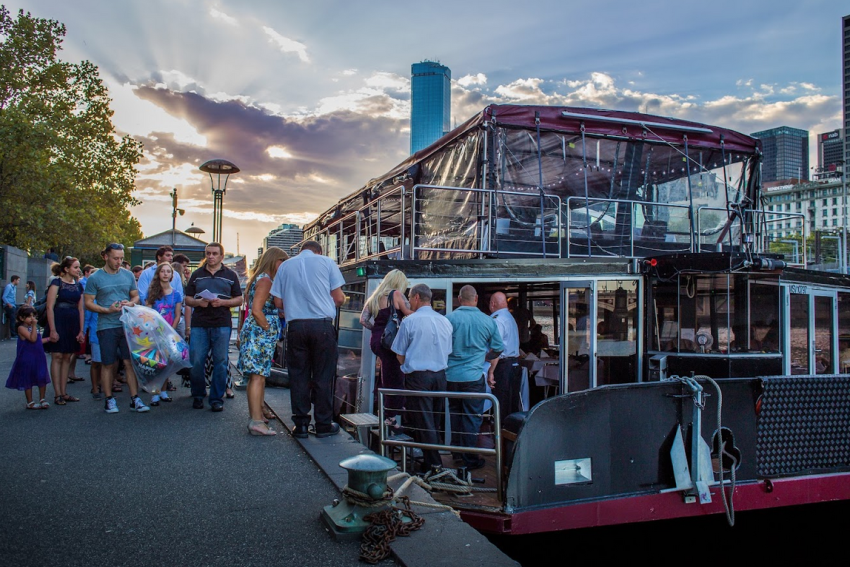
[238,247,289,436]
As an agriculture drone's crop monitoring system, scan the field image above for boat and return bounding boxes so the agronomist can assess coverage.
[286,104,850,534]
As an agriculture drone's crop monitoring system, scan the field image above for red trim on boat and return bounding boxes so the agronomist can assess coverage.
[459,473,850,535]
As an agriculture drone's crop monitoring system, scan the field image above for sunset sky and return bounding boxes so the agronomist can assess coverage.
[6,0,848,262]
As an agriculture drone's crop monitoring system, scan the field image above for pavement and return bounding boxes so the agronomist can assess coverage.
[0,339,390,567]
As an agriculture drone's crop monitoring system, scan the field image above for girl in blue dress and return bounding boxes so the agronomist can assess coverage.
[6,306,52,409]
[238,247,289,436]
[145,263,183,405]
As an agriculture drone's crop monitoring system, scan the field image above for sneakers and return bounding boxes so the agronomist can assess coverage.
[104,397,119,414]
[160,391,172,402]
[130,396,150,413]
[150,394,160,406]
[192,398,204,409]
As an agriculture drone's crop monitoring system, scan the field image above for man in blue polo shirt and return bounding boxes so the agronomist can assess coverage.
[184,243,243,412]
[271,240,345,438]
[3,275,19,339]
[446,285,503,470]
[391,283,453,471]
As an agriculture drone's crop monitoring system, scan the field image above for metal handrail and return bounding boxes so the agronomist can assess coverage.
[378,387,503,502]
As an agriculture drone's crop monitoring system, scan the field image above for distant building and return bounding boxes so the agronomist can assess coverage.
[841,16,850,163]
[264,223,303,256]
[815,129,844,179]
[751,126,809,183]
[410,61,451,154]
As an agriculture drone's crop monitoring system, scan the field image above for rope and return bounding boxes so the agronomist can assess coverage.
[342,485,394,509]
[695,374,736,526]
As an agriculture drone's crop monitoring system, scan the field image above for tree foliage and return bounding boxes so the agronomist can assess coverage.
[0,6,144,265]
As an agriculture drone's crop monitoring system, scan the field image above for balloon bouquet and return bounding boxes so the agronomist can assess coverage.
[120,305,191,394]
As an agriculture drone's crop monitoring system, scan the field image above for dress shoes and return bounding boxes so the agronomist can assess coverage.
[291,424,309,439]
[314,423,340,438]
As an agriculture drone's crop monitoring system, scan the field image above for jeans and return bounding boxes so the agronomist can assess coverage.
[286,319,338,428]
[448,377,486,466]
[4,305,16,338]
[190,326,231,405]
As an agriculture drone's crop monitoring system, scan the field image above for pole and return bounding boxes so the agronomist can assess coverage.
[171,188,177,245]
[842,162,847,274]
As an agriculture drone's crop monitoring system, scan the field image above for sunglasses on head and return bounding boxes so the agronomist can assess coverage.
[105,243,124,251]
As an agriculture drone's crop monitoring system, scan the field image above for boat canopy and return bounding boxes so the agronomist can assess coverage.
[303,104,767,263]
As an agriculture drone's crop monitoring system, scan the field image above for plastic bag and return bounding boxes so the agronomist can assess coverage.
[120,305,191,392]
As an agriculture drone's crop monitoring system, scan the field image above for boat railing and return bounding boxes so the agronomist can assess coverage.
[410,184,562,259]
[564,196,693,258]
[378,387,503,502]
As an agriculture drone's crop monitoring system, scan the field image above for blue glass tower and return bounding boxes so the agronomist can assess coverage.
[751,126,809,183]
[410,61,451,154]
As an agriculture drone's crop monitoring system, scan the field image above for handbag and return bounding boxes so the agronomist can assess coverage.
[380,290,400,350]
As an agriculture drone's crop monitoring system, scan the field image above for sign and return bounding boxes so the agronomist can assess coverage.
[822,131,840,141]
[789,284,808,294]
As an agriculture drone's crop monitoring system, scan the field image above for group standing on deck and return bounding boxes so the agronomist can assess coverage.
[5,239,530,472]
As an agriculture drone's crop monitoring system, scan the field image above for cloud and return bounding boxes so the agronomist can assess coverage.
[364,72,409,92]
[263,26,310,63]
[342,69,358,76]
[457,73,487,87]
[209,8,238,26]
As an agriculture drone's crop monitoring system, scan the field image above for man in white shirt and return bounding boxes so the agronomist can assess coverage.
[391,283,452,471]
[137,246,184,304]
[488,292,522,422]
[271,241,345,438]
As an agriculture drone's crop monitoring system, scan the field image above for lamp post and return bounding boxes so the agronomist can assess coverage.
[170,187,185,246]
[199,159,240,244]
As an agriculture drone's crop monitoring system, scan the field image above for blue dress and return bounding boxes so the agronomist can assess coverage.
[6,327,51,390]
[237,274,281,378]
[43,278,83,354]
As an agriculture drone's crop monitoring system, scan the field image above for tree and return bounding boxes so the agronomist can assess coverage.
[0,6,144,265]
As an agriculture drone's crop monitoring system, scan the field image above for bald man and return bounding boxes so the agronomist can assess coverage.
[487,292,522,422]
[446,285,503,469]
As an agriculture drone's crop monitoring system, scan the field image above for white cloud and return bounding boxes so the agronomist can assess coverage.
[364,72,409,92]
[209,8,238,26]
[263,26,309,63]
[342,69,358,76]
[267,146,293,159]
[157,69,202,91]
[457,73,487,87]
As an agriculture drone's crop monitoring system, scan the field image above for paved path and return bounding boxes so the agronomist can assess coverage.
[0,339,393,566]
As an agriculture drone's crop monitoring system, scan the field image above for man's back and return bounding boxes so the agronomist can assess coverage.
[446,306,502,382]
[272,250,344,320]
[392,306,452,373]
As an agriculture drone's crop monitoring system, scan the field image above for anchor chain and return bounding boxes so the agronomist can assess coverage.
[359,496,424,564]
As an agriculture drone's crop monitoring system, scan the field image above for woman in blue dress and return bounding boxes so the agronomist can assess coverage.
[238,247,289,436]
[43,257,84,405]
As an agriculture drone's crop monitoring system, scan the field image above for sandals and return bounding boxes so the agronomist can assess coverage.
[111,383,123,392]
[54,396,66,406]
[39,399,49,409]
[63,394,80,402]
[248,420,277,436]
[262,407,275,421]
[225,389,235,399]
[26,401,37,410]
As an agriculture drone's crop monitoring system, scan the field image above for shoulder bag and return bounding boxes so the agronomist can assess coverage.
[380,290,400,350]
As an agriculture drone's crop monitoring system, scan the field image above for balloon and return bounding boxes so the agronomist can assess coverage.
[120,305,191,392]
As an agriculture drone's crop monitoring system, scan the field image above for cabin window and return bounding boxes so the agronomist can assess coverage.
[839,293,850,372]
[651,274,779,354]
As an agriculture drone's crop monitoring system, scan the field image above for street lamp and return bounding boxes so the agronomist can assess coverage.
[199,159,240,244]
[170,187,185,245]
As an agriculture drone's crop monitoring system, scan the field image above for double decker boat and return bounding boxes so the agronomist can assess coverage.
[288,104,850,534]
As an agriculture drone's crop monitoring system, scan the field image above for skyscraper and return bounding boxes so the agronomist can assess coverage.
[410,61,451,154]
[816,129,844,178]
[263,223,303,256]
[843,15,849,165]
[751,126,809,183]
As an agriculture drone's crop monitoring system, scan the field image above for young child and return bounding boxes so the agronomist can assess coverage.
[5,306,52,409]
[145,263,183,406]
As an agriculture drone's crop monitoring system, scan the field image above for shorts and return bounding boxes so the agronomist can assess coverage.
[90,343,102,364]
[97,327,130,366]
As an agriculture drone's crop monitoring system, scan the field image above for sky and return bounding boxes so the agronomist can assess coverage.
[5,0,848,262]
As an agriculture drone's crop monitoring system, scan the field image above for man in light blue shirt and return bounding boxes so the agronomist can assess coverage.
[391,283,452,470]
[3,275,19,339]
[488,292,522,422]
[271,241,345,438]
[446,285,502,469]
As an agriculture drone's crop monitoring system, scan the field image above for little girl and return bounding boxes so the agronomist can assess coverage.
[5,306,52,409]
[145,263,183,406]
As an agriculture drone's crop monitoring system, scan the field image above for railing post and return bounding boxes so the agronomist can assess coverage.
[411,185,418,260]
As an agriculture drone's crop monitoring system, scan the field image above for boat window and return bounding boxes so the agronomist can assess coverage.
[651,274,779,355]
[814,295,833,374]
[789,293,810,374]
[596,280,638,386]
[337,282,365,378]
[839,293,850,372]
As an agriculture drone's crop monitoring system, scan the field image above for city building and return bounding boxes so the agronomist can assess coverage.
[844,15,849,165]
[263,223,303,256]
[410,61,451,154]
[751,126,809,183]
[816,129,844,179]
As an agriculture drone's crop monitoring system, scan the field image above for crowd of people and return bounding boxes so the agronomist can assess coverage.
[5,239,531,466]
